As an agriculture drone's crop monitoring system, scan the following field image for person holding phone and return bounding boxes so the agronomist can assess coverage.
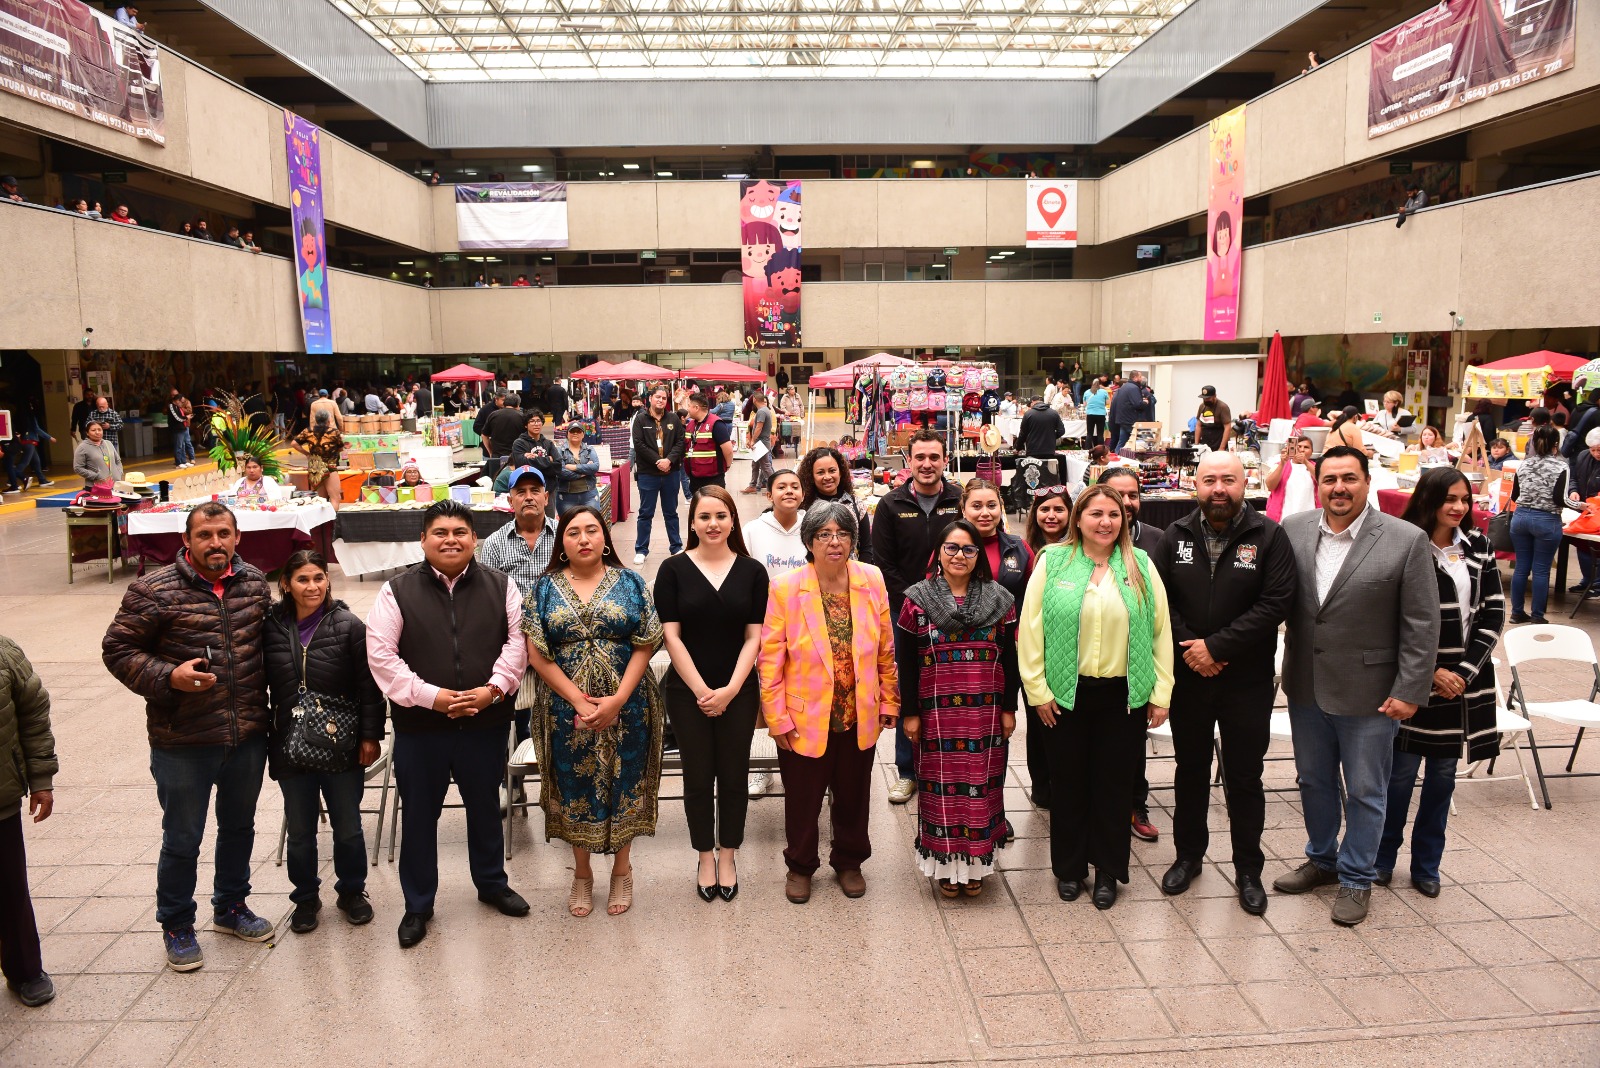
[103,503,276,972]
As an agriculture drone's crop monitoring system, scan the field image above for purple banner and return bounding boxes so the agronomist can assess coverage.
[284,111,331,354]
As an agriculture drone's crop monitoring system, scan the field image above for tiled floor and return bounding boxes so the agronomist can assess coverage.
[3,435,1599,1065]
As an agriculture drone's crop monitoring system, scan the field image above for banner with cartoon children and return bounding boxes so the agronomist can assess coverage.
[740,179,801,350]
[284,111,332,355]
[1204,105,1245,342]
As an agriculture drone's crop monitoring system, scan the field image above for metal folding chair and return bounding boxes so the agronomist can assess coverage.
[274,731,396,868]
[1452,658,1539,811]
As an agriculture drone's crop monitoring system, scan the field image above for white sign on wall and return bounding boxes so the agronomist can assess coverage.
[1025,180,1078,249]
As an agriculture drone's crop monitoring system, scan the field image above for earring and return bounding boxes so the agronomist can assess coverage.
[559,552,569,562]
[602,545,612,556]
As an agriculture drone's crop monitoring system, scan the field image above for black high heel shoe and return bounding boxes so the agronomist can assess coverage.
[717,854,739,902]
[697,857,719,903]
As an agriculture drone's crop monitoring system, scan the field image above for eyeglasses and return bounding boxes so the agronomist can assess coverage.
[813,531,852,544]
[940,543,980,559]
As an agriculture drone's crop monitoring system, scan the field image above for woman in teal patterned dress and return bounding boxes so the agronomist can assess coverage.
[524,506,665,918]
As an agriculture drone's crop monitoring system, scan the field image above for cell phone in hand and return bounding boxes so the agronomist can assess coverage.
[202,646,213,673]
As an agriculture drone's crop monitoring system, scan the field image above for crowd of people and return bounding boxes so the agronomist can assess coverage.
[0,402,1528,1009]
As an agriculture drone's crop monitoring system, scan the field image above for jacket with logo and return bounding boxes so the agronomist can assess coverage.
[869,478,963,611]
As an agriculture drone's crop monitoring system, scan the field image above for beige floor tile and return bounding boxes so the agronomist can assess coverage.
[1017,902,1118,945]
[1490,962,1600,1013]
[1062,988,1175,1042]
[1360,924,1476,972]
[80,1021,195,1068]
[82,932,173,975]
[0,1021,109,1064]
[19,973,155,1023]
[941,904,1033,949]
[1239,978,1357,1030]
[1171,894,1273,938]
[52,896,154,935]
[1407,967,1530,1020]
[1205,935,1314,983]
[976,992,1077,1047]
[28,864,123,898]
[1124,938,1229,986]
[38,930,121,974]
[958,946,1054,995]
[1322,974,1443,1026]
[1039,940,1144,992]
[1282,931,1391,978]
[1156,983,1267,1036]
[1099,898,1196,942]
[1467,880,1570,920]
[1512,914,1600,958]
[1441,918,1557,967]
[127,970,239,1022]
[1263,890,1340,934]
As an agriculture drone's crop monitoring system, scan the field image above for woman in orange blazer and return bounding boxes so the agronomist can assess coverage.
[759,500,899,905]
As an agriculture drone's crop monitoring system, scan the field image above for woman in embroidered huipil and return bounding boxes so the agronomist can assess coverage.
[524,506,665,919]
[1018,484,1173,911]
[897,518,1018,899]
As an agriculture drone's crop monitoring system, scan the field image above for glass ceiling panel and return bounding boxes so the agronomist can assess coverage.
[329,0,1191,80]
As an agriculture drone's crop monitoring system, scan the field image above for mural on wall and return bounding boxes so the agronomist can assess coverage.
[740,179,802,350]
[1270,163,1462,240]
[1282,332,1452,401]
[89,351,260,412]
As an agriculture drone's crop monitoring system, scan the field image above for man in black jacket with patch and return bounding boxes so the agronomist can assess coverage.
[1152,453,1297,916]
[870,428,962,803]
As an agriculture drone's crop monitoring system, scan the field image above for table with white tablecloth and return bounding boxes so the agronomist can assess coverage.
[126,500,338,573]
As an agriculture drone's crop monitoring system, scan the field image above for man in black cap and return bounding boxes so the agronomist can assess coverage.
[1,177,23,203]
[1195,387,1233,451]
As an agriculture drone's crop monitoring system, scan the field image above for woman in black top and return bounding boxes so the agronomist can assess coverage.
[263,551,386,934]
[656,486,770,902]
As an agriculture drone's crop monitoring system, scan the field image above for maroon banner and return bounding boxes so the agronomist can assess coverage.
[1368,0,1575,139]
[0,0,164,144]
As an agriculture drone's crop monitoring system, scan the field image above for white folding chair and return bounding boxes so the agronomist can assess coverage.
[1503,624,1600,809]
[1453,658,1539,811]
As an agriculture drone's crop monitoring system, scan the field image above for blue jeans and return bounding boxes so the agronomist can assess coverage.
[1110,423,1131,451]
[392,729,509,914]
[1376,750,1457,882]
[279,769,367,905]
[1509,507,1563,618]
[634,468,683,556]
[1287,701,1399,889]
[149,734,269,931]
[559,489,598,515]
[172,427,195,466]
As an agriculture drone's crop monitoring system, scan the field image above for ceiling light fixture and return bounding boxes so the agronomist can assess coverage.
[656,170,673,177]
[622,163,641,170]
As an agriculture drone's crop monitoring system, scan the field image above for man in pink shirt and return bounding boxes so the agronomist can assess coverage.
[366,499,529,948]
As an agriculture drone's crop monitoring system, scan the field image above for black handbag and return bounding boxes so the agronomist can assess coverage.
[282,636,361,774]
[1488,508,1514,553]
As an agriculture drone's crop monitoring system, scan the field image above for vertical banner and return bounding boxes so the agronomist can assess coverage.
[454,183,569,249]
[0,0,165,144]
[1368,0,1575,139]
[1024,179,1078,247]
[284,112,332,355]
[740,179,801,350]
[1204,105,1245,342]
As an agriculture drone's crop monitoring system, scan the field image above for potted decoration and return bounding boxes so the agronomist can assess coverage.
[208,391,284,480]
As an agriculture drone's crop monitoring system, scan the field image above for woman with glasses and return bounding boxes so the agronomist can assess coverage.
[1018,484,1173,910]
[758,501,899,904]
[897,519,1018,898]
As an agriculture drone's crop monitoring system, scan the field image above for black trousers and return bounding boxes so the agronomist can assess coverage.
[686,473,726,498]
[0,812,43,985]
[1022,701,1051,801]
[1045,677,1145,883]
[1170,676,1273,876]
[663,675,758,852]
[1086,415,1105,445]
[393,728,509,914]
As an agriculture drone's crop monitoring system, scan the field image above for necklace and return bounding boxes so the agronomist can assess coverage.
[693,551,737,590]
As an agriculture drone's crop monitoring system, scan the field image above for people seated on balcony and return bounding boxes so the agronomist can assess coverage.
[1,176,23,204]
[240,231,262,253]
[222,226,246,249]
[109,205,137,226]
[194,220,214,241]
[513,274,531,287]
[115,5,146,33]
[70,199,101,219]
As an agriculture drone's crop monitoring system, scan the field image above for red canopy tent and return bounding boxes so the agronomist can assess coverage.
[1254,331,1292,425]
[807,352,916,389]
[430,363,496,383]
[571,358,672,382]
[1470,351,1590,379]
[676,358,767,383]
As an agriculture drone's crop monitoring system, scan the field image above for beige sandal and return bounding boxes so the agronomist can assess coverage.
[568,876,594,918]
[607,870,634,916]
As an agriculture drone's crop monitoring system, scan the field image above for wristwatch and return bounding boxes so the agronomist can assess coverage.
[486,684,504,704]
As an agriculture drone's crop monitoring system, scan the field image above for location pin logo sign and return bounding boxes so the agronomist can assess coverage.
[1036,187,1065,229]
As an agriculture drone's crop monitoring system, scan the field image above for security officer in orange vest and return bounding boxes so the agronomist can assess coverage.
[683,392,735,498]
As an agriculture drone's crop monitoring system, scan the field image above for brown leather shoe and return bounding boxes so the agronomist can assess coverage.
[838,869,866,898]
[785,872,812,904]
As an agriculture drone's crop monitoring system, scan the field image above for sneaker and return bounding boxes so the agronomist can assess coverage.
[163,927,204,972]
[887,777,916,804]
[290,898,321,934]
[9,972,55,1007]
[1131,807,1160,842]
[337,890,374,926]
[38,480,54,488]
[213,902,274,942]
[632,552,646,565]
[748,771,775,798]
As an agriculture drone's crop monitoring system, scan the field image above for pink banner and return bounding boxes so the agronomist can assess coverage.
[1204,105,1245,342]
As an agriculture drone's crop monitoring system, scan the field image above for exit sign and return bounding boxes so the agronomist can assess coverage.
[943,247,959,257]
[944,346,961,355]
[102,171,127,184]
[1389,161,1413,175]
[1372,312,1383,323]
[1392,333,1410,347]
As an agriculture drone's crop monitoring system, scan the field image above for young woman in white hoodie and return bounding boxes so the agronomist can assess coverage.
[742,468,807,798]
[742,468,807,577]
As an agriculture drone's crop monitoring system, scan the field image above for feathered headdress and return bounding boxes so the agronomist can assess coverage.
[208,391,284,478]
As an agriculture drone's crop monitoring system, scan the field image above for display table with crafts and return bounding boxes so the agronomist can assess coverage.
[64,504,140,583]
[126,498,337,573]
[333,502,516,577]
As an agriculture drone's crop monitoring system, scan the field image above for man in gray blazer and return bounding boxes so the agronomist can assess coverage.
[1274,446,1440,926]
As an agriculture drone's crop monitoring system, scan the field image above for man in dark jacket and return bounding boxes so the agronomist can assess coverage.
[366,500,530,948]
[102,503,274,972]
[1108,371,1153,451]
[870,428,963,803]
[1018,398,1066,471]
[483,391,528,463]
[631,384,686,564]
[0,634,58,1007]
[1152,453,1297,915]
[543,380,569,425]
[510,409,561,517]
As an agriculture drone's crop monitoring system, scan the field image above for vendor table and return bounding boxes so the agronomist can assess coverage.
[1136,495,1268,530]
[64,506,134,584]
[606,462,631,521]
[126,501,337,574]
[333,507,513,579]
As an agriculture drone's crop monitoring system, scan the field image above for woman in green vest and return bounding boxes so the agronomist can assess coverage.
[1017,483,1174,911]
